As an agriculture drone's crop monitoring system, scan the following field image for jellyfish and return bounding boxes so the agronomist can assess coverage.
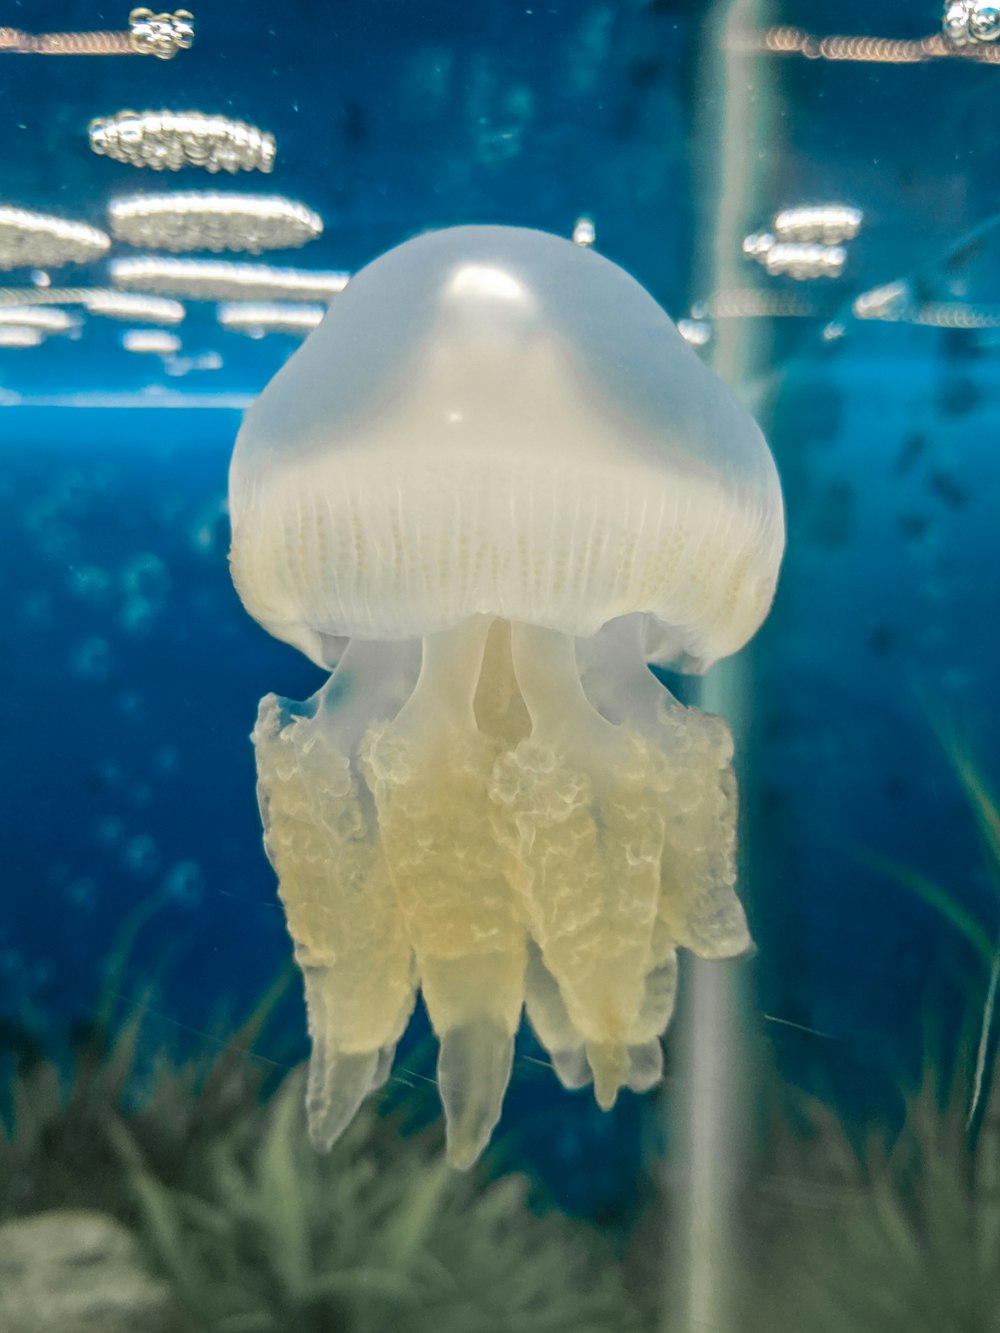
[228,225,784,1169]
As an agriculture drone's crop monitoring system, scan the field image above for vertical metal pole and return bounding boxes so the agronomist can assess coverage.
[666,2,776,1330]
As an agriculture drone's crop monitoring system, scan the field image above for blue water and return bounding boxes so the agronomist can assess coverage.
[3,0,1000,1225]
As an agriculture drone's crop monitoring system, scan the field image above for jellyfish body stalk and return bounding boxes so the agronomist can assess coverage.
[359,615,525,1169]
[253,610,750,1165]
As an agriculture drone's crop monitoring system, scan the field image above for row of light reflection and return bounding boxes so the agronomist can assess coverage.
[670,203,867,348]
[0,15,994,366]
[742,204,863,282]
[7,5,997,63]
[6,6,996,64]
[677,195,1000,350]
[700,5,1000,341]
[0,9,194,60]
[729,4,1000,63]
[0,193,323,266]
[0,98,339,362]
[2,112,638,356]
[2,204,996,364]
[0,288,328,353]
[89,110,274,173]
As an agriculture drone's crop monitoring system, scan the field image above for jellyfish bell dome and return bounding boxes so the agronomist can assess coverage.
[229,224,784,674]
[228,224,785,1170]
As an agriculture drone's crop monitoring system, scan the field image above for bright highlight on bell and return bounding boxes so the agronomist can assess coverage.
[228,225,785,1169]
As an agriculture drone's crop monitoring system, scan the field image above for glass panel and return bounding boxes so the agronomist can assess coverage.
[1,4,997,1329]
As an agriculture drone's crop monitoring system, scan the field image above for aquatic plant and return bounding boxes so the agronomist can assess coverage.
[742,1039,1000,1332]
[0,969,289,1224]
[0,982,644,1333]
[738,741,1000,1330]
[112,1070,641,1333]
[863,732,1000,1125]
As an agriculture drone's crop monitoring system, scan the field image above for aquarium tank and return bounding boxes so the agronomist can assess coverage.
[2,2,1000,1330]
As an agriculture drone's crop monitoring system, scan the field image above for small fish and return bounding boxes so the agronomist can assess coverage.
[928,470,967,510]
[806,481,853,547]
[938,376,982,418]
[898,513,930,542]
[893,431,926,475]
[868,624,897,655]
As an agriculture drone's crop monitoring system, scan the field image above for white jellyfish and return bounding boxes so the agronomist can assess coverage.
[228,225,784,1169]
